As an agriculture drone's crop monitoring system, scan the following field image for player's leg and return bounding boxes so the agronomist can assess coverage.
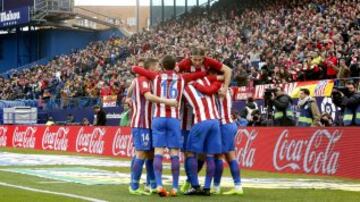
[197,153,206,173]
[169,149,180,196]
[223,151,243,195]
[222,123,243,195]
[129,128,152,195]
[144,150,156,193]
[144,130,156,193]
[184,121,209,195]
[180,130,191,192]
[166,118,182,196]
[213,154,224,194]
[151,118,167,195]
[203,120,222,195]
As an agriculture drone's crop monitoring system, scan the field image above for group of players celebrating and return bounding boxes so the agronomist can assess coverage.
[126,47,243,197]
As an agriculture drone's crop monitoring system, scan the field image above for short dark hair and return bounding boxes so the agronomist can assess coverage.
[191,47,205,56]
[144,58,158,69]
[345,81,355,87]
[300,88,310,95]
[161,55,176,70]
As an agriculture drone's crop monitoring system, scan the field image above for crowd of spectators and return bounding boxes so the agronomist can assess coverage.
[0,0,359,105]
[129,0,359,87]
[0,38,134,107]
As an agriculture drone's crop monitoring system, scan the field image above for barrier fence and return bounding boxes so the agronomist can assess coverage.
[0,125,359,179]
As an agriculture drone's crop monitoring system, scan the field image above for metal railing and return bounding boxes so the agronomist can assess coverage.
[39,97,101,110]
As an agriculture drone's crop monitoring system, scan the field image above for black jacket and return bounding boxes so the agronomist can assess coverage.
[95,109,107,126]
[341,92,360,110]
[273,93,295,126]
[273,94,293,111]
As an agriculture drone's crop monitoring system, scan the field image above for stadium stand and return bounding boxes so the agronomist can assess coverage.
[0,0,359,123]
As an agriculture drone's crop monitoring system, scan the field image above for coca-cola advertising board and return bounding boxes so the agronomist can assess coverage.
[1,125,359,179]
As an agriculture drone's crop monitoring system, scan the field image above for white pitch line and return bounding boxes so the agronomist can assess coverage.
[38,181,69,184]
[0,182,107,202]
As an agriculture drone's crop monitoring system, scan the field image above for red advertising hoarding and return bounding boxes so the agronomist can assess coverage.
[0,125,359,179]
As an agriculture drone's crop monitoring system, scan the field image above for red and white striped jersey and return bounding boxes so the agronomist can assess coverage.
[130,77,152,128]
[216,87,234,125]
[180,98,193,131]
[153,71,185,119]
[184,77,219,124]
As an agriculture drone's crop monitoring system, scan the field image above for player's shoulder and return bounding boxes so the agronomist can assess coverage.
[203,57,222,66]
[138,75,150,82]
[178,58,191,67]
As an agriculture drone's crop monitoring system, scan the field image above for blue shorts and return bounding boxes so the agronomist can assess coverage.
[152,117,182,149]
[221,123,238,153]
[181,130,190,152]
[186,119,222,154]
[131,128,152,151]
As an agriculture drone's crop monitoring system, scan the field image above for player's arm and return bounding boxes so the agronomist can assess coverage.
[125,80,135,105]
[193,81,222,96]
[206,57,232,96]
[144,92,177,107]
[219,64,232,96]
[132,66,157,80]
[207,75,224,82]
[177,58,191,72]
[181,71,207,83]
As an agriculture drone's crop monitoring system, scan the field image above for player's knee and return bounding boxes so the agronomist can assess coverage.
[154,147,164,155]
[185,152,195,158]
[197,153,206,160]
[136,151,146,159]
[225,151,236,162]
[145,151,154,159]
[215,154,225,159]
[170,149,179,156]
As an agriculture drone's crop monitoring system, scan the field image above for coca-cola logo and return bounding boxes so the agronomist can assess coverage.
[273,129,341,175]
[112,128,134,157]
[12,127,37,148]
[0,126,8,147]
[42,127,69,151]
[76,127,105,154]
[235,129,257,168]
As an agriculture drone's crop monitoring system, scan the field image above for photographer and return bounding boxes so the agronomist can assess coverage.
[332,81,360,126]
[270,88,295,126]
[297,88,321,127]
[240,97,258,123]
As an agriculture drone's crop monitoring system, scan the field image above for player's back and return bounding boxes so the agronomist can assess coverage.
[217,87,234,125]
[130,77,152,128]
[153,71,185,119]
[184,77,219,124]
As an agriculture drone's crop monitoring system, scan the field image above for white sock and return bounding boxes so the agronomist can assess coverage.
[214,185,221,192]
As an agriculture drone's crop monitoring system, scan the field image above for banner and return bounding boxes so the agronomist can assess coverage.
[253,80,334,100]
[0,7,30,28]
[102,95,118,108]
[1,125,360,179]
[231,86,254,101]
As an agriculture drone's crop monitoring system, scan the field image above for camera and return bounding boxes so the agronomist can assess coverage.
[331,86,349,107]
[264,88,278,107]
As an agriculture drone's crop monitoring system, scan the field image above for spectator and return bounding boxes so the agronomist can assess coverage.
[82,118,91,126]
[66,114,75,125]
[119,101,131,126]
[320,113,334,127]
[46,116,55,126]
[297,88,321,127]
[336,58,351,79]
[93,105,107,126]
